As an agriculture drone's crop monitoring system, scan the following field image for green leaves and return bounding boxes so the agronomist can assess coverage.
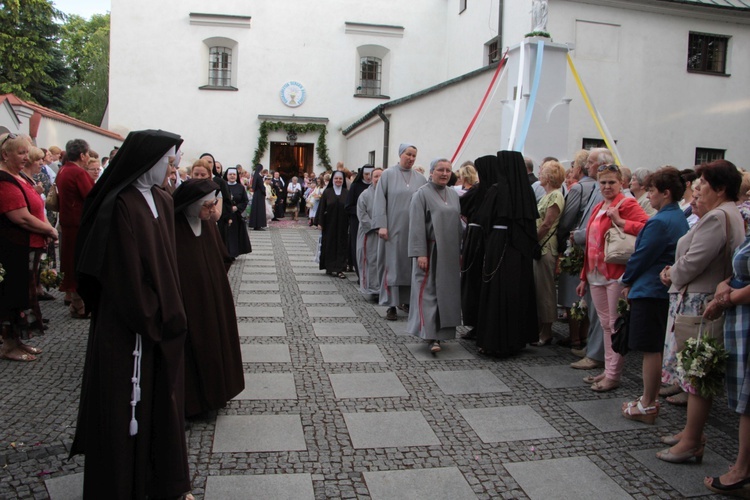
[253,121,332,170]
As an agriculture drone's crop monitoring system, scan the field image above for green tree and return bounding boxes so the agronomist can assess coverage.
[60,13,110,125]
[0,0,66,105]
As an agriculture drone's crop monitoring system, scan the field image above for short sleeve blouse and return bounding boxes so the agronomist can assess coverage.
[0,175,46,248]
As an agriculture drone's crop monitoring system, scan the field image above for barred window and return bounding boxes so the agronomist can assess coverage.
[695,147,725,165]
[209,46,232,87]
[688,32,729,75]
[359,56,382,96]
[486,38,499,65]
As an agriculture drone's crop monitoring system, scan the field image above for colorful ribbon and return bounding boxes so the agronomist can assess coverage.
[566,54,623,165]
[450,49,509,164]
[506,40,526,151]
[515,40,545,153]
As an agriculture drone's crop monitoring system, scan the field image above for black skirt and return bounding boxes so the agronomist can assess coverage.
[627,298,669,353]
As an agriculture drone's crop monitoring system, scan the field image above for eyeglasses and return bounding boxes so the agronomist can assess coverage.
[0,133,18,150]
[597,164,620,173]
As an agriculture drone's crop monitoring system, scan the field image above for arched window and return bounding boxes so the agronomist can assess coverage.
[355,45,390,98]
[209,46,232,87]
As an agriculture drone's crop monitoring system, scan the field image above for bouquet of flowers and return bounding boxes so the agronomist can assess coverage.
[38,255,63,291]
[559,244,584,275]
[617,298,629,317]
[676,334,728,399]
[570,299,587,321]
[0,262,5,283]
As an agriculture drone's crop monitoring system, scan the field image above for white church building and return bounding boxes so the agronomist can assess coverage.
[107,0,750,176]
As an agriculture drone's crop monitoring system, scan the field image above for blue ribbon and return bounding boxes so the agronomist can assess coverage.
[515,40,544,153]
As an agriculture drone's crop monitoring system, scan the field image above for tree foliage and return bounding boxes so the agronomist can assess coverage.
[60,13,110,125]
[0,0,66,104]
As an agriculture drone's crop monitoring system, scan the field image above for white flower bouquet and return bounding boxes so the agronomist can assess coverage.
[676,334,728,398]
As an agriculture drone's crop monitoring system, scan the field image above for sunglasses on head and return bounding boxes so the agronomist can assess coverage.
[597,164,620,173]
[0,133,18,150]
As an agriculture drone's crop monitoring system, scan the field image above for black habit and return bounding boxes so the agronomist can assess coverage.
[317,179,349,274]
[224,180,252,258]
[248,165,267,230]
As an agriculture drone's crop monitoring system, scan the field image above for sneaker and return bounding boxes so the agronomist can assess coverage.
[386,307,397,321]
[430,341,441,353]
[570,357,604,370]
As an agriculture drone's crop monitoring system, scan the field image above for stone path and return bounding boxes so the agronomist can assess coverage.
[0,224,740,499]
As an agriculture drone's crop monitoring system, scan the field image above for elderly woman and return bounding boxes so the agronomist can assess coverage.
[357,168,383,299]
[0,134,58,361]
[619,167,690,423]
[631,167,657,217]
[656,160,744,464]
[702,229,750,495]
[287,175,303,221]
[406,159,462,353]
[72,130,191,499]
[373,143,427,321]
[317,170,349,278]
[532,160,566,346]
[56,138,95,317]
[306,176,325,227]
[576,164,649,392]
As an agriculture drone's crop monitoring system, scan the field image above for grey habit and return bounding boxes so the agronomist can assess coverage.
[356,185,380,298]
[372,165,427,306]
[406,182,463,340]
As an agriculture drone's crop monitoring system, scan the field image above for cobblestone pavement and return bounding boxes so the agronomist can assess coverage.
[0,224,740,499]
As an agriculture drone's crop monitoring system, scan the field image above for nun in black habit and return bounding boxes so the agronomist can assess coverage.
[459,155,500,337]
[248,164,267,231]
[72,130,191,499]
[345,165,373,275]
[173,179,245,418]
[222,167,252,258]
[317,170,349,278]
[474,150,539,356]
[201,152,232,245]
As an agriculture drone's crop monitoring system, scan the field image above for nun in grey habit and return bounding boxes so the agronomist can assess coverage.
[405,159,463,352]
[356,167,383,299]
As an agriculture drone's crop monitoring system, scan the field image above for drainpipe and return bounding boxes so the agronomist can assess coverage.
[376,104,390,169]
[498,0,504,52]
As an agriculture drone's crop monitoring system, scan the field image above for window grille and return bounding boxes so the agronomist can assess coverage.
[695,148,725,165]
[359,56,381,96]
[209,46,232,87]
[688,33,729,75]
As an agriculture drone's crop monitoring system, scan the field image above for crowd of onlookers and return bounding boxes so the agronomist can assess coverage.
[2,129,749,497]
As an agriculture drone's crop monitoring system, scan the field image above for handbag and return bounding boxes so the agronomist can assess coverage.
[603,199,636,264]
[45,184,59,211]
[612,309,630,356]
[673,207,733,351]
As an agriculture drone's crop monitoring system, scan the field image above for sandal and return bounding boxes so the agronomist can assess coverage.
[0,349,37,362]
[659,384,682,397]
[583,373,605,384]
[18,343,42,355]
[591,378,620,392]
[337,272,347,279]
[666,392,689,406]
[622,398,659,424]
[705,475,750,496]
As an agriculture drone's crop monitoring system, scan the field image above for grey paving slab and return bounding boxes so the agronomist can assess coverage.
[234,372,297,400]
[241,344,291,363]
[459,406,561,443]
[292,261,322,267]
[364,467,476,500]
[241,273,279,282]
[295,274,333,282]
[238,323,286,337]
[566,398,667,432]
[212,415,306,452]
[428,369,511,395]
[320,344,386,363]
[329,372,409,399]
[302,293,346,304]
[240,282,279,291]
[517,345,559,357]
[204,474,314,500]
[629,447,727,498]
[344,411,441,449]
[288,256,316,261]
[306,306,357,318]
[505,456,633,500]
[242,259,276,266]
[298,283,338,292]
[386,321,410,336]
[235,306,284,318]
[45,473,82,500]
[237,293,282,303]
[406,342,476,361]
[520,364,592,389]
[313,322,369,337]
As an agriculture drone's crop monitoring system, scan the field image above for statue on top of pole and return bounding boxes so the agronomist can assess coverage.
[531,0,548,32]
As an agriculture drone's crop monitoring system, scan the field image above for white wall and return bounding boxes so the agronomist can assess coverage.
[34,118,122,158]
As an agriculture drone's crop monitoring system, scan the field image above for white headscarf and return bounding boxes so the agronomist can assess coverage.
[132,146,174,217]
[225,167,238,185]
[184,192,215,236]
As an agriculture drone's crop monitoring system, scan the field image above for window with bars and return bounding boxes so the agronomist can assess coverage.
[582,138,607,150]
[368,151,376,166]
[209,46,232,87]
[695,147,725,165]
[358,56,382,96]
[687,32,729,75]
[486,38,499,65]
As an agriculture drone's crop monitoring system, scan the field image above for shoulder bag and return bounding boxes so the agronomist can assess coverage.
[45,183,59,212]
[603,198,637,264]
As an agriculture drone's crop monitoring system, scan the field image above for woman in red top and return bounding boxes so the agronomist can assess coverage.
[56,139,94,318]
[577,164,648,391]
[0,133,58,361]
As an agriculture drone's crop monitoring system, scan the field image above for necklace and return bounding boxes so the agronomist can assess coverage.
[436,185,448,205]
[399,167,412,188]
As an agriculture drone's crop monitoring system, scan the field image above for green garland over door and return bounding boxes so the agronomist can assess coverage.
[252,121,332,170]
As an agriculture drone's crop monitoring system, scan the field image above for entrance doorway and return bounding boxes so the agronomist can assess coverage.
[269,142,314,182]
